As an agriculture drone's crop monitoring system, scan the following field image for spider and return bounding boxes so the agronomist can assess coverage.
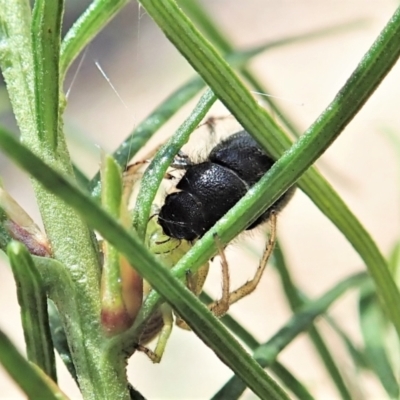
[121,122,295,362]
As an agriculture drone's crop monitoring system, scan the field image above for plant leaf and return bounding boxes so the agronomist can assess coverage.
[273,243,353,399]
[8,241,57,382]
[60,0,130,78]
[212,272,369,399]
[31,0,63,149]
[132,89,217,239]
[0,328,68,400]
[359,283,399,398]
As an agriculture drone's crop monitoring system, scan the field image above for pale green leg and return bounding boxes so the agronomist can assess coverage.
[136,303,173,363]
[152,304,174,363]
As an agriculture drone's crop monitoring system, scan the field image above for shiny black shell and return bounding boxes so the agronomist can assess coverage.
[158,130,294,240]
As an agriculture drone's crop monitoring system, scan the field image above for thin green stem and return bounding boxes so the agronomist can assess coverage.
[31,0,63,149]
[132,89,217,240]
[60,0,130,78]
[213,272,368,399]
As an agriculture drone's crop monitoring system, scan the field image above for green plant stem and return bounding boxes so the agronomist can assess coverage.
[31,0,63,149]
[273,244,352,399]
[60,0,130,78]
[0,1,129,398]
[213,272,368,399]
[132,89,217,240]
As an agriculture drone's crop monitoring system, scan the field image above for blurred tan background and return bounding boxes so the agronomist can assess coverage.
[1,0,400,399]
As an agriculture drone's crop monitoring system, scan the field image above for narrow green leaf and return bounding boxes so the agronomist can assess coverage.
[0,127,290,400]
[389,242,400,287]
[72,164,90,190]
[100,155,135,335]
[324,315,370,370]
[200,292,315,400]
[359,284,399,398]
[212,272,369,399]
[138,0,400,342]
[47,300,77,383]
[31,0,64,149]
[200,292,259,350]
[270,363,316,400]
[7,241,57,382]
[178,0,365,139]
[273,244,352,400]
[132,89,217,239]
[307,329,352,400]
[60,0,130,78]
[101,155,123,218]
[0,328,67,400]
[177,0,231,51]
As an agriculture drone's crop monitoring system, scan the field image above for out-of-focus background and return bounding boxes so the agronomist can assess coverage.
[1,1,400,399]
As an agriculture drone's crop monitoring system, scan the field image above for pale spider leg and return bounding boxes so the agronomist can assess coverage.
[135,303,174,363]
[175,232,231,330]
[122,145,175,204]
[199,115,232,132]
[209,234,231,318]
[226,211,277,307]
[176,212,277,331]
[122,159,151,204]
[175,263,210,331]
[188,262,210,296]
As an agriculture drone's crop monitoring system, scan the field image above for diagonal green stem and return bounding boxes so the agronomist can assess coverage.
[212,272,368,399]
[60,0,130,78]
[132,89,217,240]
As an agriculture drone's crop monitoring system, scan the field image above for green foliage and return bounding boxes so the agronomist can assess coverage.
[0,0,400,399]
